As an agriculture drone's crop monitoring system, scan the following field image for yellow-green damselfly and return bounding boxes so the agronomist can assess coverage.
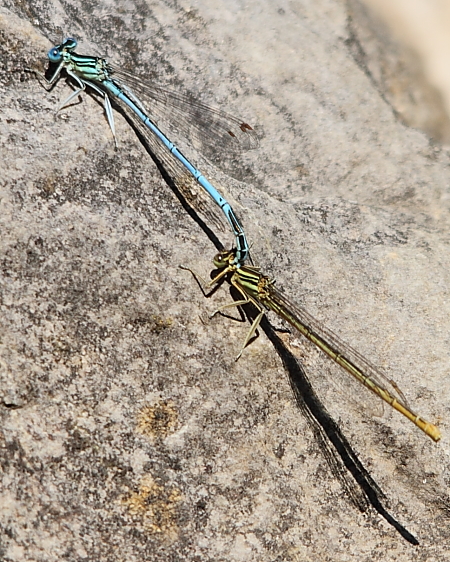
[184,249,441,442]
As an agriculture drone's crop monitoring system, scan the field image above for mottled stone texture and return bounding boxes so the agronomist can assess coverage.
[1,1,449,561]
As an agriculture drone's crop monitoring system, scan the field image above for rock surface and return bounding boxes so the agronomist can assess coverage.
[1,1,449,560]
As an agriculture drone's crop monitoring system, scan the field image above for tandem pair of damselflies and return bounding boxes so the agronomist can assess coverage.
[37,39,440,442]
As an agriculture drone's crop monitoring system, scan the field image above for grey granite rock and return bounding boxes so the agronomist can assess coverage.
[1,1,449,560]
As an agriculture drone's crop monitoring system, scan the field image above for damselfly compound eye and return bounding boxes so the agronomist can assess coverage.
[47,47,62,63]
[64,38,78,50]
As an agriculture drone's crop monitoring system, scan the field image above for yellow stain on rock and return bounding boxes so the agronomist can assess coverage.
[120,474,183,538]
[136,400,178,440]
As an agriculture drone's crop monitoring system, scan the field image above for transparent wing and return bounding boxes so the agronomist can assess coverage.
[266,284,414,415]
[231,265,439,439]
[117,98,229,234]
[110,65,259,159]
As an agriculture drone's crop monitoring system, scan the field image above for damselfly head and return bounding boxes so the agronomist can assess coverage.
[63,38,78,51]
[48,37,78,63]
[213,249,236,269]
